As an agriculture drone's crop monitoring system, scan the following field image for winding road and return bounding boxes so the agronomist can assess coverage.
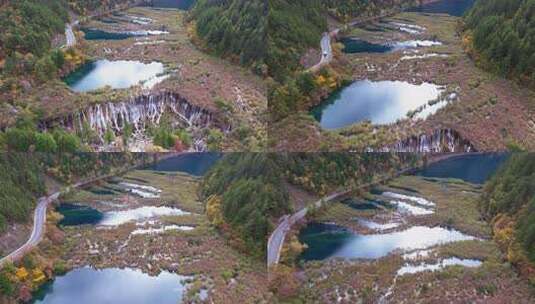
[307,14,398,73]
[308,32,335,73]
[0,153,183,268]
[267,190,350,266]
[0,192,60,266]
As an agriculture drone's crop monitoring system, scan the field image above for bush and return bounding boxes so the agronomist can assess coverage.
[53,260,68,275]
[54,130,81,153]
[206,129,224,151]
[153,127,177,149]
[175,129,192,148]
[35,132,58,153]
[5,128,35,152]
[104,128,115,145]
[0,270,14,296]
[51,49,65,69]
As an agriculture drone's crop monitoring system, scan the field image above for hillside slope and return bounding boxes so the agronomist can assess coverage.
[464,0,535,85]
[480,153,535,281]
[190,0,267,72]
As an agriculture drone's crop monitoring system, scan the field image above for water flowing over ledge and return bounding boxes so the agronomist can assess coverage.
[383,129,475,153]
[41,91,230,151]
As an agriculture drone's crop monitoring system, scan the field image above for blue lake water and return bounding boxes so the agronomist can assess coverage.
[408,0,476,17]
[299,223,476,261]
[144,153,221,176]
[64,60,165,92]
[56,203,103,226]
[342,38,442,54]
[311,80,444,129]
[149,0,196,10]
[342,198,391,210]
[417,153,510,184]
[31,267,190,304]
[342,38,392,53]
[81,28,132,40]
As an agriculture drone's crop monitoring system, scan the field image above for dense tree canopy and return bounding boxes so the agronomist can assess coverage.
[267,0,326,81]
[480,154,535,262]
[0,0,71,87]
[201,153,290,256]
[279,153,419,195]
[0,154,46,233]
[191,0,267,72]
[0,0,69,58]
[322,0,418,22]
[464,0,535,84]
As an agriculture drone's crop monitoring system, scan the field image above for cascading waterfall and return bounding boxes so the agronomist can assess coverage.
[42,91,227,151]
[75,92,213,135]
[384,129,475,153]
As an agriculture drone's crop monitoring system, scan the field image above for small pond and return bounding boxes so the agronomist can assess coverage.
[81,28,168,40]
[81,28,132,40]
[64,60,165,92]
[397,257,482,275]
[299,223,476,261]
[31,267,191,304]
[311,80,444,129]
[56,203,103,226]
[100,206,190,226]
[149,0,196,10]
[342,38,441,54]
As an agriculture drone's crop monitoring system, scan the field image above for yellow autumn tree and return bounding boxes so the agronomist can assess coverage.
[15,267,29,281]
[206,195,224,227]
[280,236,307,265]
[32,268,46,284]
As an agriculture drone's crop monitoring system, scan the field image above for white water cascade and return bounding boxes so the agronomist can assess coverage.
[384,129,475,153]
[43,91,229,151]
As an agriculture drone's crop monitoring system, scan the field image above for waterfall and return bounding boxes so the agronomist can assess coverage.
[41,91,228,151]
[383,129,475,153]
[53,91,216,135]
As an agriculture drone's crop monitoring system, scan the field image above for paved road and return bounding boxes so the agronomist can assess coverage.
[0,153,183,268]
[307,14,395,73]
[308,32,334,73]
[267,188,354,266]
[0,192,60,266]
